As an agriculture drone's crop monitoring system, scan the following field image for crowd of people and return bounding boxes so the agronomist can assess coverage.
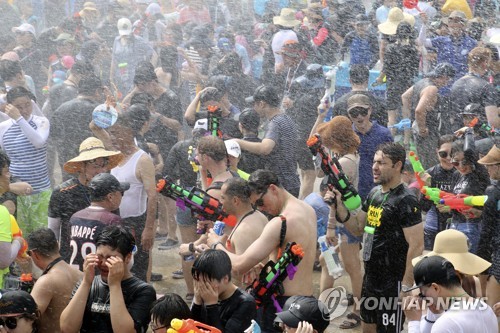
[0,0,499,332]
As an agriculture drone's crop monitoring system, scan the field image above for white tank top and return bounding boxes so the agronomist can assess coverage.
[111,149,148,218]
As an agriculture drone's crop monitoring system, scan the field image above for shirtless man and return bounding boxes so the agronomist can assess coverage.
[207,169,317,333]
[218,177,267,285]
[27,228,82,333]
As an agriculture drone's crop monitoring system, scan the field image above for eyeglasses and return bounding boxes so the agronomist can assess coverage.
[438,151,450,159]
[0,316,21,329]
[27,248,38,257]
[348,107,369,118]
[451,159,469,167]
[149,323,167,332]
[254,187,269,208]
[86,158,109,168]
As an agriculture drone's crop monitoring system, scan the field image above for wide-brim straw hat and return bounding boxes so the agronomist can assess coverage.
[64,137,123,174]
[477,145,500,165]
[273,8,300,28]
[303,3,324,21]
[412,229,491,275]
[378,7,415,35]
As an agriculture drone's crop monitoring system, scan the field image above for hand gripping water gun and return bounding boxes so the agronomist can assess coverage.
[389,118,412,132]
[246,242,304,311]
[11,218,28,258]
[408,151,425,189]
[468,117,498,137]
[156,177,237,229]
[307,134,362,212]
[439,194,488,210]
[421,186,448,205]
[207,105,223,138]
[167,318,221,333]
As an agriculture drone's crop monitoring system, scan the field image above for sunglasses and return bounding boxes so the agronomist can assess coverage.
[0,316,21,329]
[149,323,167,332]
[86,158,109,168]
[348,107,369,118]
[438,151,450,159]
[254,187,269,208]
[451,159,469,167]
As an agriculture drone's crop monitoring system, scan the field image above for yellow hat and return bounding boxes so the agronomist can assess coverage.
[273,8,300,28]
[378,7,415,35]
[64,137,123,174]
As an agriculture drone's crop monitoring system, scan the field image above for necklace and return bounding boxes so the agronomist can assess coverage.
[42,257,64,276]
[227,210,255,247]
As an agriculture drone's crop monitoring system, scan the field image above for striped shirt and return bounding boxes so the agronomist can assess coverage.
[0,115,50,192]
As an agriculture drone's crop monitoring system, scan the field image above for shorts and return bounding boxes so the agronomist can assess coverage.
[176,207,197,227]
[337,225,362,244]
[123,213,148,282]
[296,141,315,171]
[17,189,52,235]
[360,280,405,333]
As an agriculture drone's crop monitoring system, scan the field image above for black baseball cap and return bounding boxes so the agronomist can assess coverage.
[461,103,484,115]
[88,173,130,200]
[403,256,457,292]
[239,108,260,132]
[0,290,37,316]
[275,296,330,332]
[427,62,456,78]
[245,85,281,107]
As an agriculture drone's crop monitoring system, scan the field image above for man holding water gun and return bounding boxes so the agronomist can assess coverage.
[328,143,423,333]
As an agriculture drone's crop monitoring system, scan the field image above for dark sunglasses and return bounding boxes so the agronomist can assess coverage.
[254,187,269,208]
[451,159,469,167]
[348,107,369,118]
[438,151,450,158]
[0,316,20,329]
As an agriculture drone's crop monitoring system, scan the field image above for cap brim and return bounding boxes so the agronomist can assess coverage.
[119,29,132,36]
[63,150,124,173]
[378,22,398,35]
[245,96,255,104]
[276,310,301,328]
[412,251,491,275]
[347,104,370,112]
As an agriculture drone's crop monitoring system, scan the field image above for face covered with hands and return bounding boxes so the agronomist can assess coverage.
[192,273,222,306]
[83,245,132,285]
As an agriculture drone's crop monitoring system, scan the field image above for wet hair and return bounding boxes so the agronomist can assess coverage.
[376,142,406,172]
[134,61,158,84]
[248,169,281,194]
[78,75,102,96]
[199,87,224,104]
[118,103,151,136]
[349,64,369,85]
[96,225,136,257]
[159,45,179,87]
[6,86,35,104]
[223,177,251,203]
[395,22,415,42]
[70,60,95,77]
[192,249,232,282]
[0,150,10,171]
[130,92,154,106]
[151,293,191,326]
[27,228,59,256]
[437,134,456,148]
[0,59,23,82]
[239,108,260,133]
[197,136,227,162]
[468,47,492,68]
[208,75,231,95]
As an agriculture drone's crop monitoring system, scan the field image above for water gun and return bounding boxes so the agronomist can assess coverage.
[10,218,28,258]
[468,117,497,137]
[307,134,362,212]
[156,177,237,230]
[188,145,199,173]
[168,319,221,333]
[421,186,447,205]
[321,65,337,116]
[207,105,223,138]
[389,118,412,132]
[244,320,261,333]
[246,242,304,311]
[439,194,488,210]
[408,151,425,189]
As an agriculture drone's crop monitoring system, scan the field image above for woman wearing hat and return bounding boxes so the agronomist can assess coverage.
[316,116,363,329]
[0,290,40,333]
[272,8,300,72]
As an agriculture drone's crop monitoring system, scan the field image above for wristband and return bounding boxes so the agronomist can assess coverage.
[335,210,350,224]
[212,241,223,250]
[424,316,435,324]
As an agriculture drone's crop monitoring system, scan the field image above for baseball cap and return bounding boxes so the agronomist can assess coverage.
[0,290,37,316]
[88,173,130,200]
[461,103,484,115]
[117,17,132,36]
[217,38,232,53]
[245,85,281,107]
[427,62,456,78]
[403,256,457,292]
[194,118,208,131]
[448,10,467,22]
[225,140,241,158]
[239,109,260,132]
[275,296,330,332]
[355,14,370,24]
[347,94,371,112]
[12,23,36,36]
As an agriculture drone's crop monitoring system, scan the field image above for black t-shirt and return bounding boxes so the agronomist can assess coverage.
[164,139,198,187]
[450,74,498,130]
[421,164,456,229]
[383,43,419,83]
[195,111,243,139]
[50,97,98,169]
[147,90,183,158]
[48,178,91,259]
[47,83,78,115]
[191,288,256,333]
[79,276,156,333]
[239,136,267,174]
[362,184,421,291]
[451,167,490,224]
[332,90,387,126]
[68,207,122,270]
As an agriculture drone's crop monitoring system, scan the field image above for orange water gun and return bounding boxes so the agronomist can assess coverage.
[167,319,221,333]
[11,218,28,258]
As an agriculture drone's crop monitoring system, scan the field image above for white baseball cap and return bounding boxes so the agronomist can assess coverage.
[225,140,241,158]
[12,23,36,36]
[117,17,132,36]
[194,118,208,131]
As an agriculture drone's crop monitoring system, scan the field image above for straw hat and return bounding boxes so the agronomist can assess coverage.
[378,7,415,35]
[303,3,324,21]
[273,8,300,28]
[412,229,491,275]
[63,137,124,174]
[477,145,500,165]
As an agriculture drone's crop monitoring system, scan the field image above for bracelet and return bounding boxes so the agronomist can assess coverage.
[335,210,351,224]
[424,316,435,324]
[188,242,195,253]
[212,242,223,250]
